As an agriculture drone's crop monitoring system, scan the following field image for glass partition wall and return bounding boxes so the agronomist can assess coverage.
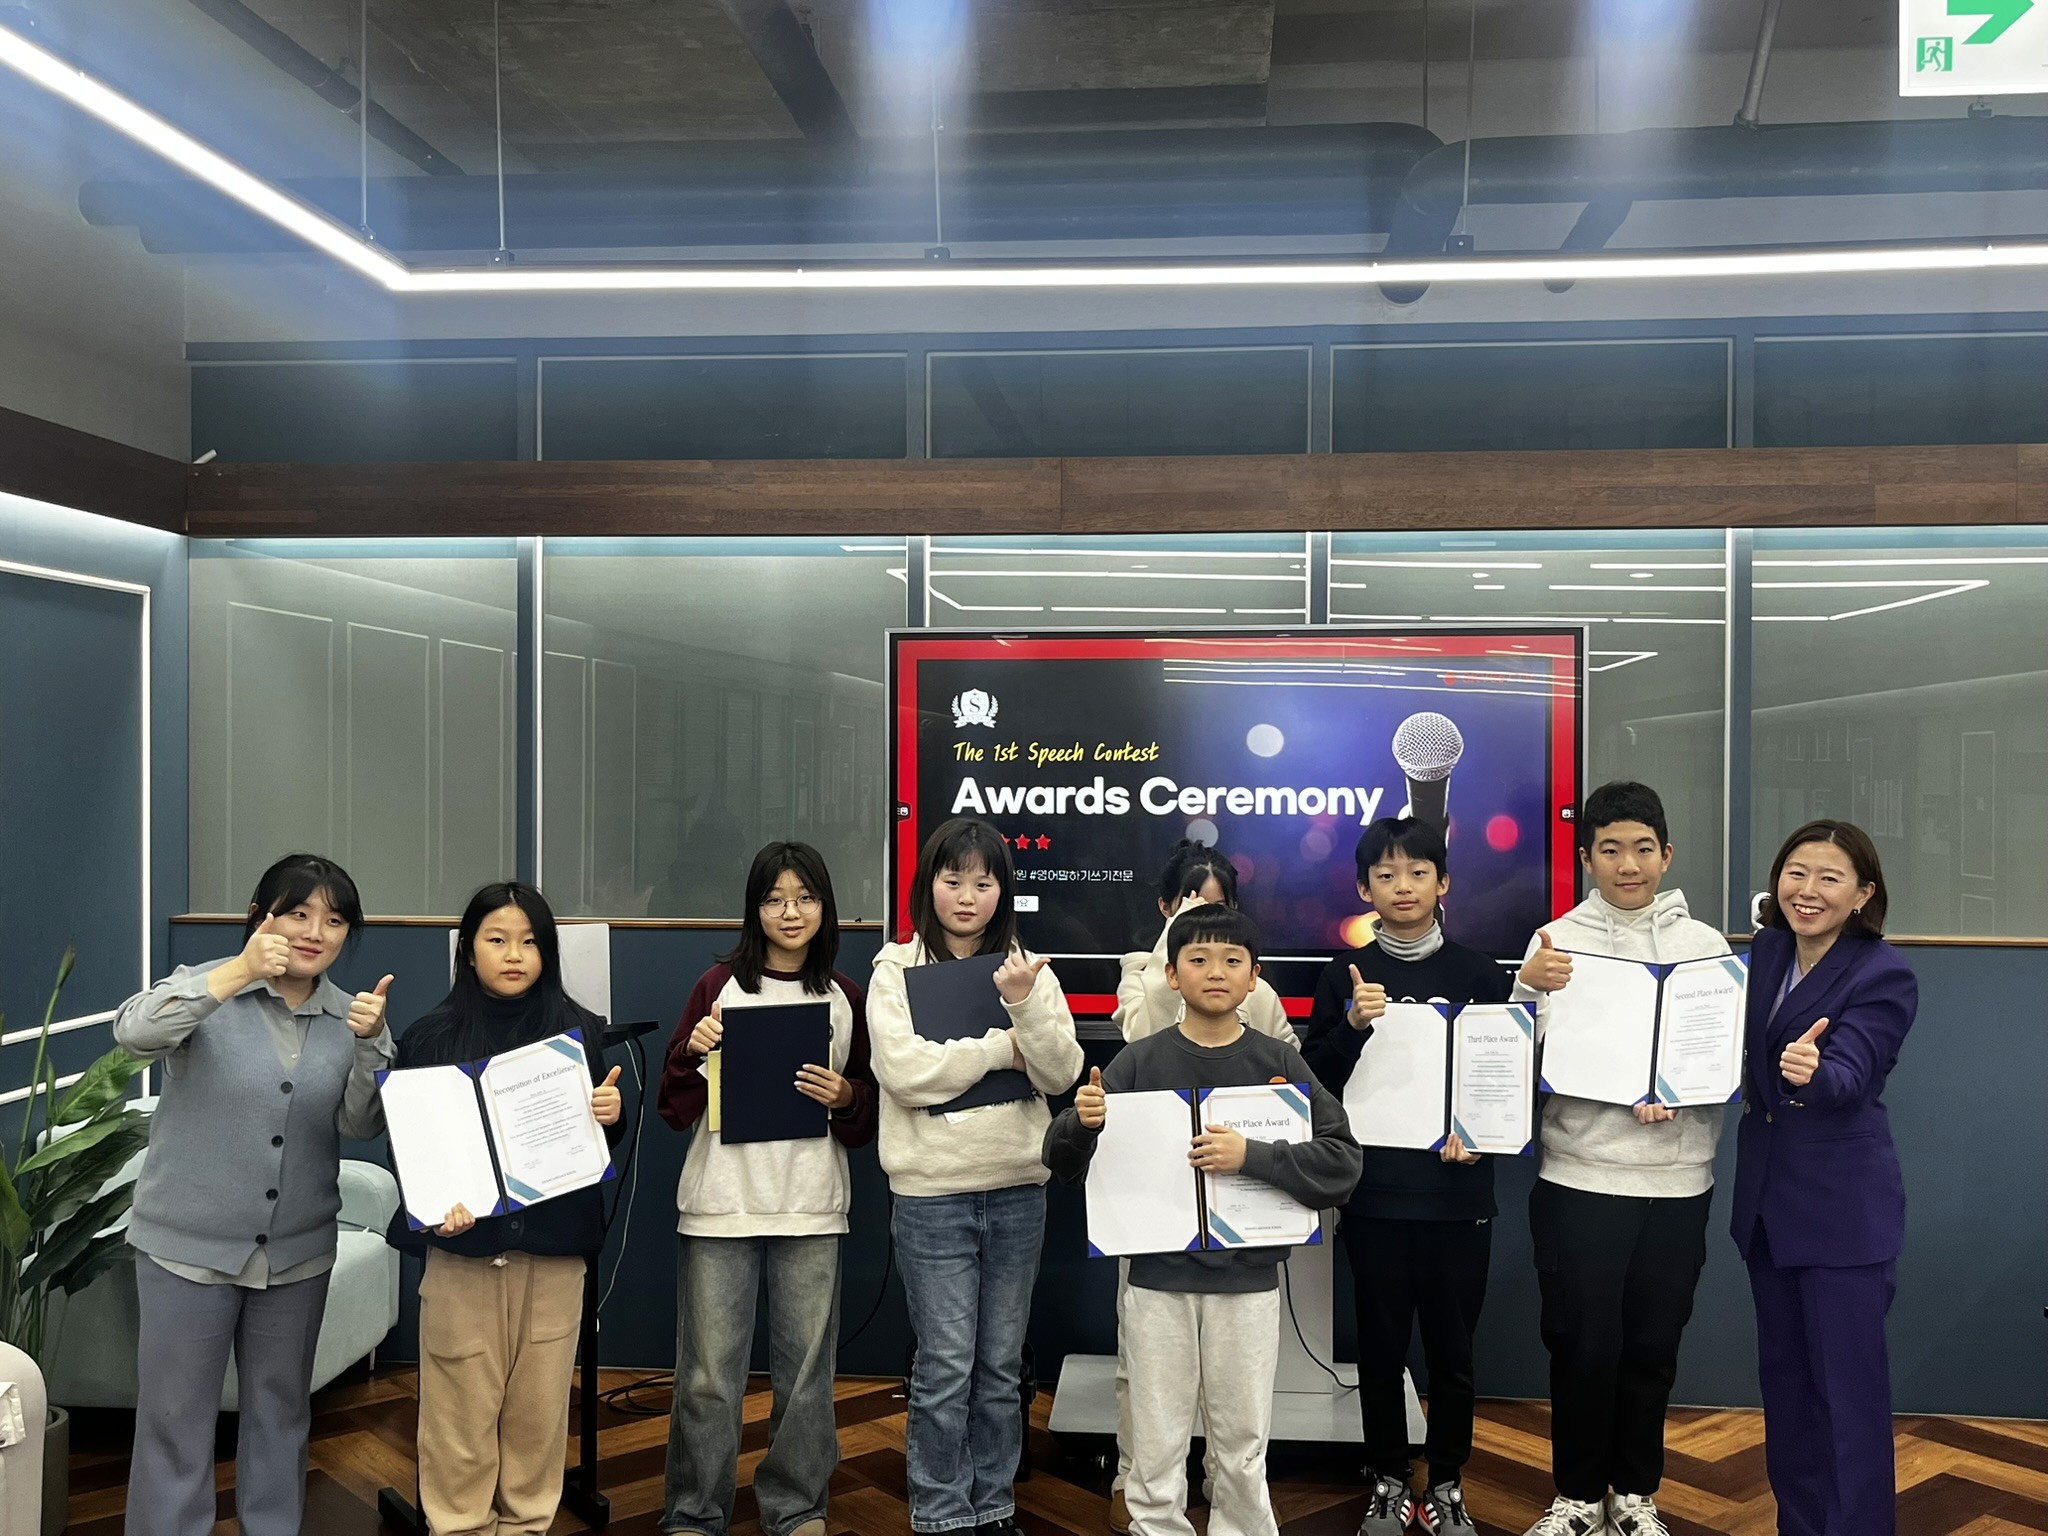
[187,528,2048,938]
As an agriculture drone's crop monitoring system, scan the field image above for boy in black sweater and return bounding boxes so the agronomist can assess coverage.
[1047,905,1361,1536]
[1300,817,1511,1536]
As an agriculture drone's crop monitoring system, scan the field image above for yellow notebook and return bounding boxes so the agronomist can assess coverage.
[705,1049,722,1133]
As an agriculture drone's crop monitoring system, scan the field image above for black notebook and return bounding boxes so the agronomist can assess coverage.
[718,1000,832,1144]
[903,953,1037,1116]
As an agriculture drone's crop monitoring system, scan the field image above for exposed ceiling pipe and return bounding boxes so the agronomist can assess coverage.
[711,0,860,147]
[77,122,1442,253]
[183,0,462,176]
[1734,0,1786,130]
[1377,114,2048,302]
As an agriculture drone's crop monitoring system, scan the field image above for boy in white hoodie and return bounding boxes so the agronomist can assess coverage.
[1514,783,1730,1536]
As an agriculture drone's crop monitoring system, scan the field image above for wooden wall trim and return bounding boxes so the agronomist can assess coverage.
[0,405,187,532]
[184,444,2046,538]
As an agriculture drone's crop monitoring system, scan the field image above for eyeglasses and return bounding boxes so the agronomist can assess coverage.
[759,895,822,915]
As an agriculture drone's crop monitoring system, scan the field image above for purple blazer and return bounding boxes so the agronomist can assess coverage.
[1729,924,1918,1270]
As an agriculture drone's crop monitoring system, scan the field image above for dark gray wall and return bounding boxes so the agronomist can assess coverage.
[0,500,185,1090]
[164,922,2048,1420]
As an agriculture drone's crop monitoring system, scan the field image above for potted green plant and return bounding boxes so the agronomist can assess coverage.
[1,949,150,1536]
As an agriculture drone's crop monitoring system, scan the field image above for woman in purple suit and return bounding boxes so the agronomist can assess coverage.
[1731,819,1917,1536]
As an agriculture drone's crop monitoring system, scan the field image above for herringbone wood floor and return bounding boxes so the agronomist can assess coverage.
[58,1368,2048,1536]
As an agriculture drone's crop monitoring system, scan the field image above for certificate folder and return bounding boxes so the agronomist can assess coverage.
[1539,953,1750,1109]
[716,1000,831,1145]
[1084,1083,1323,1257]
[1342,1002,1537,1158]
[903,953,1035,1116]
[381,1030,617,1232]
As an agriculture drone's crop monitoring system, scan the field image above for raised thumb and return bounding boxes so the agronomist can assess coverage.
[1797,1017,1830,1046]
[373,974,394,997]
[1089,1066,1103,1088]
[254,913,277,935]
[1348,964,1364,988]
[602,1066,622,1087]
[1537,930,1555,950]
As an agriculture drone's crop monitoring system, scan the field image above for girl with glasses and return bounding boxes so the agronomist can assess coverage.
[657,842,878,1536]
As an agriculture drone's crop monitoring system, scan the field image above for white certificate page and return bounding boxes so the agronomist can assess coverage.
[478,1034,613,1207]
[380,1064,502,1229]
[1652,955,1748,1107]
[1343,1003,1450,1151]
[1539,953,1659,1107]
[1085,1089,1201,1257]
[1199,1084,1320,1249]
[1450,1003,1537,1155]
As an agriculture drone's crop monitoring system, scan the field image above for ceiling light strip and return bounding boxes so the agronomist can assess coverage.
[14,20,2048,295]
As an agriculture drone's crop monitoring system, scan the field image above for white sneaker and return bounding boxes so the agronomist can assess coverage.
[1522,1496,1610,1536]
[1606,1493,1669,1536]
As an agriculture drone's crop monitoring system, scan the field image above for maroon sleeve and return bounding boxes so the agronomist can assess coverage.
[658,967,728,1133]
[828,972,880,1150]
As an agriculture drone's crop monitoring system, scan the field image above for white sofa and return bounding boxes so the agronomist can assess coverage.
[39,1101,400,1411]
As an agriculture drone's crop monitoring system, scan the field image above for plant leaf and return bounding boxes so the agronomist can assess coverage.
[0,1163,32,1259]
[20,1187,132,1294]
[16,1116,137,1176]
[55,1232,132,1297]
[30,1120,147,1230]
[50,1050,144,1128]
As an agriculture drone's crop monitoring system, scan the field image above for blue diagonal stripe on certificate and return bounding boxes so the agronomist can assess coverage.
[1721,956,1750,985]
[1655,1073,1681,1105]
[545,1036,585,1063]
[1207,1213,1245,1247]
[1507,1004,1535,1037]
[1452,1116,1477,1145]
[1275,1085,1310,1118]
[505,1176,543,1205]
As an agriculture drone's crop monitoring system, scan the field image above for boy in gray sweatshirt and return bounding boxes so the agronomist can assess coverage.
[1045,906,1360,1536]
[1513,782,1731,1536]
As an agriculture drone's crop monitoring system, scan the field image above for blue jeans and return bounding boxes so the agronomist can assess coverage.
[891,1184,1047,1533]
[662,1234,843,1536]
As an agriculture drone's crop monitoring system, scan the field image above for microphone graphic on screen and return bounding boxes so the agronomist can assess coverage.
[1391,712,1465,838]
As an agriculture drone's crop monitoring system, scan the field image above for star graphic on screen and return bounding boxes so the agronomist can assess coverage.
[1034,834,1052,850]
[1013,834,1032,850]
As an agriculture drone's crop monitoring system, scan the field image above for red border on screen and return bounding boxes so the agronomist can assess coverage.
[888,628,1585,953]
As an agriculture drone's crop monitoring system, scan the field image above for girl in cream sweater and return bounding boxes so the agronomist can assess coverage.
[868,817,1084,1536]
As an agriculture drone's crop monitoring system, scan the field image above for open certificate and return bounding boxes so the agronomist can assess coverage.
[382,1032,616,1229]
[1539,953,1749,1108]
[1342,1002,1537,1157]
[1083,1083,1322,1255]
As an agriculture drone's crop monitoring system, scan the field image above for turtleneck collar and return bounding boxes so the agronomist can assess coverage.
[1375,921,1444,962]
[481,985,547,1029]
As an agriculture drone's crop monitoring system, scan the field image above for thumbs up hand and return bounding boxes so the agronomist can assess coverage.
[347,974,395,1038]
[241,913,291,980]
[1347,965,1388,1030]
[1517,930,1574,994]
[1076,1066,1107,1130]
[592,1065,624,1125]
[1780,1018,1829,1088]
[994,951,1052,1004]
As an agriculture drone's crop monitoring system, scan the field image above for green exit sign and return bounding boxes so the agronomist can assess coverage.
[1900,0,2048,93]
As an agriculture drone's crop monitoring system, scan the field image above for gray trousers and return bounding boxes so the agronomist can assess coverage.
[662,1234,842,1536]
[127,1256,331,1536]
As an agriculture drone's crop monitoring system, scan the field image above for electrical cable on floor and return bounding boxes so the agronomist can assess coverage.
[596,1030,651,1316]
[1280,1261,1351,1391]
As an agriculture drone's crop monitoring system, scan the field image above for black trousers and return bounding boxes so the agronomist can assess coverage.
[1341,1214,1492,1486]
[1528,1180,1712,1503]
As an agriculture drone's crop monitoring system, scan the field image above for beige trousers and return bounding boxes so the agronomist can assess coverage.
[1123,1285,1281,1536]
[417,1249,587,1536]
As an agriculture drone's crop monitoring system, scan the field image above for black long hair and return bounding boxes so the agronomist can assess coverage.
[719,841,841,996]
[1155,839,1242,910]
[402,883,590,1066]
[909,818,1018,960]
[243,852,364,956]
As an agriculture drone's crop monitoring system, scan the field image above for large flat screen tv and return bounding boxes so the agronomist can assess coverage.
[888,627,1584,1014]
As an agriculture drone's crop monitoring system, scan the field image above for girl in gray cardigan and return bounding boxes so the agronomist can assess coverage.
[112,853,395,1536]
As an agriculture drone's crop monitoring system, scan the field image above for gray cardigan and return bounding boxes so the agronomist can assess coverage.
[114,959,394,1276]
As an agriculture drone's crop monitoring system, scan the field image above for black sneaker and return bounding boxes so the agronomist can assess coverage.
[978,1519,1024,1536]
[1417,1480,1475,1532]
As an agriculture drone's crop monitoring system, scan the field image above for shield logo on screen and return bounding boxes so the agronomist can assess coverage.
[952,689,1000,729]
